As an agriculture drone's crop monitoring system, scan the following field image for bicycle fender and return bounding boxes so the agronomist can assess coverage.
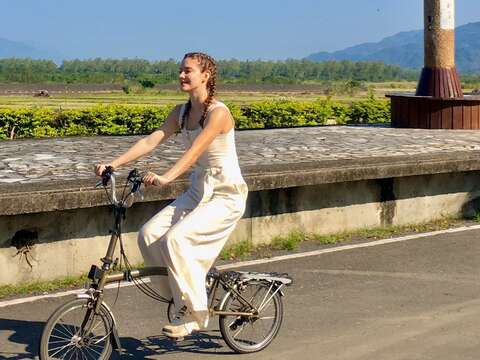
[101,301,123,353]
[218,291,230,311]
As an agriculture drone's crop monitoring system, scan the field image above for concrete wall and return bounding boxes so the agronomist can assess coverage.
[1,171,480,285]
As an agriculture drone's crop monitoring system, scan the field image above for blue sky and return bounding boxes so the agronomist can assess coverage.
[1,0,478,60]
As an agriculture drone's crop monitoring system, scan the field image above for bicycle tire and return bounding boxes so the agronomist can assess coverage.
[39,298,113,360]
[219,280,283,353]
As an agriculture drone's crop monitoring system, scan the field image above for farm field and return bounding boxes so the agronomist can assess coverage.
[0,82,419,109]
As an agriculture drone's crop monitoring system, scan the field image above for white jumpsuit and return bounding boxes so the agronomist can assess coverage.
[138,101,248,327]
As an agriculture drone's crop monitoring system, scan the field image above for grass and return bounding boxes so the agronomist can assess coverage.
[0,82,418,109]
[219,240,255,261]
[0,91,345,109]
[473,211,480,223]
[219,216,464,261]
[4,81,479,110]
[0,274,89,300]
[0,216,473,300]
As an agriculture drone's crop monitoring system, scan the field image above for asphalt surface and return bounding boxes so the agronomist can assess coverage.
[1,228,480,360]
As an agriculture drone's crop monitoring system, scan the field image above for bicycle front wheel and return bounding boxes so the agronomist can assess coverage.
[219,280,283,353]
[39,298,113,360]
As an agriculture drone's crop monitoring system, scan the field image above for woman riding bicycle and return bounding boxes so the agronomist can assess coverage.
[95,52,248,338]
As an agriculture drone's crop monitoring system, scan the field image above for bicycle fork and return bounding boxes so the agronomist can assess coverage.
[76,292,123,353]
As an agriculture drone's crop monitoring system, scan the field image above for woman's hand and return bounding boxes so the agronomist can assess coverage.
[94,163,115,177]
[143,172,170,186]
[94,163,107,177]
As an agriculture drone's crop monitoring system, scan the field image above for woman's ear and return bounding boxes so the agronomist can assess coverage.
[203,71,211,83]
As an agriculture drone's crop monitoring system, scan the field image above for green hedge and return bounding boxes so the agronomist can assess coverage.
[348,95,391,124]
[235,98,351,128]
[0,98,390,139]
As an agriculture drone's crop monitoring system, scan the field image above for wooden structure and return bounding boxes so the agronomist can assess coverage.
[389,0,479,130]
[388,94,480,129]
[416,67,462,98]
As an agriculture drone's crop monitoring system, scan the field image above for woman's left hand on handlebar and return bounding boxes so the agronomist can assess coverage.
[94,163,107,177]
[143,172,170,186]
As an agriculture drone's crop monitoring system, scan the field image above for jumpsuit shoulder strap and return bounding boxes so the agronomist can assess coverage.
[178,103,186,128]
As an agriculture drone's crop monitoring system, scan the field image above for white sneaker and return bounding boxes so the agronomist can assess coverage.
[162,320,201,338]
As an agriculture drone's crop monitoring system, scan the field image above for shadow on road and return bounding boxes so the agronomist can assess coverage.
[112,331,233,358]
[0,317,43,359]
[0,318,232,359]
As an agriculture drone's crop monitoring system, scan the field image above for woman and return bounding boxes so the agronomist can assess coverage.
[95,52,248,338]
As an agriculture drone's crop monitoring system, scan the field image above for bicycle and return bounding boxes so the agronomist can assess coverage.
[39,167,293,358]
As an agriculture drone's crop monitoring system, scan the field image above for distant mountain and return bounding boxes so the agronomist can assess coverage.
[0,37,60,62]
[306,22,480,73]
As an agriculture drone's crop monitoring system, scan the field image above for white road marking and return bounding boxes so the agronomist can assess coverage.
[0,278,151,308]
[1,224,480,308]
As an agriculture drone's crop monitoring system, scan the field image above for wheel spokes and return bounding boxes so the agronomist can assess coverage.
[46,302,110,359]
[222,282,281,351]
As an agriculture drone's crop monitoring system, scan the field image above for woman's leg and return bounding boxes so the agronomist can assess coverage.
[160,193,246,329]
[137,193,197,310]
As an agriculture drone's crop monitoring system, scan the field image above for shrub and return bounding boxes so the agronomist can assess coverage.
[0,97,391,139]
[138,78,155,89]
[0,105,174,139]
[241,99,350,128]
[348,94,391,124]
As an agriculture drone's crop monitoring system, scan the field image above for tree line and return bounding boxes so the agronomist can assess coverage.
[0,58,424,84]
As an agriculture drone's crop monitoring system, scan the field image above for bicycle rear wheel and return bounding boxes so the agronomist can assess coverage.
[219,280,283,353]
[39,298,113,360]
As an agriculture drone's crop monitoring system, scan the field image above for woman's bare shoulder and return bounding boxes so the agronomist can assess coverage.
[206,103,233,132]
[172,103,183,114]
[165,104,184,120]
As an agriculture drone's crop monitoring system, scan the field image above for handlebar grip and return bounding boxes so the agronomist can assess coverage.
[101,166,114,186]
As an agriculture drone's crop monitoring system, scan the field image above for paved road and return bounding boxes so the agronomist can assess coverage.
[1,228,480,359]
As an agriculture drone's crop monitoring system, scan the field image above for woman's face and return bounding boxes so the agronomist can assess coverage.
[178,57,209,93]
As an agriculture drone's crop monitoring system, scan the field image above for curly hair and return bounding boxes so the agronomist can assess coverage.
[181,52,217,129]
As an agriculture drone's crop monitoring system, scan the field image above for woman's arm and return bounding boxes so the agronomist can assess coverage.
[95,105,181,175]
[143,107,231,185]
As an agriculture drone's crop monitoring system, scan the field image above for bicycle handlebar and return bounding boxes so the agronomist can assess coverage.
[96,167,144,207]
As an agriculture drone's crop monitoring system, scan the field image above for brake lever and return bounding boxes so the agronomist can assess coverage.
[130,177,144,200]
[127,169,138,181]
[99,165,114,187]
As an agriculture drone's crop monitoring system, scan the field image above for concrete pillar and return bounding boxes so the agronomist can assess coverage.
[416,0,463,98]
